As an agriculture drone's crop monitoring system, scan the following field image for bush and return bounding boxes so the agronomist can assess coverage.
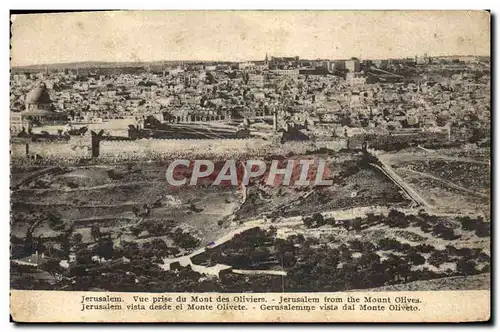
[47,213,64,231]
[303,217,314,228]
[456,258,477,276]
[475,225,490,238]
[432,224,458,240]
[407,251,426,266]
[428,250,449,268]
[477,252,490,263]
[351,217,362,232]
[386,209,410,228]
[415,243,435,253]
[459,217,490,237]
[377,238,410,252]
[348,239,363,251]
[480,264,490,273]
[312,213,325,225]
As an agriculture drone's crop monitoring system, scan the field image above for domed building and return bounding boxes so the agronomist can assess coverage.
[10,82,68,134]
[25,82,52,111]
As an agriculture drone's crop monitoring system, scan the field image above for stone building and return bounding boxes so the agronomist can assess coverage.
[10,82,67,134]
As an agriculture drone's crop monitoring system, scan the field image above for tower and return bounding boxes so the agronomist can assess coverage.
[265,53,268,65]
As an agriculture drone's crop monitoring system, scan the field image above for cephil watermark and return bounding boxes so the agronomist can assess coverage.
[165,159,334,187]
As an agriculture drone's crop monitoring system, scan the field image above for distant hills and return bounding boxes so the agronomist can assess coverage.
[10,60,231,71]
[11,54,489,71]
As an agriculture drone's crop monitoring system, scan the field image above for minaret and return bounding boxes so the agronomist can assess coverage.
[265,53,269,65]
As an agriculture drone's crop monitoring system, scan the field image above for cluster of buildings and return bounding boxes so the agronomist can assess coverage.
[10,54,490,145]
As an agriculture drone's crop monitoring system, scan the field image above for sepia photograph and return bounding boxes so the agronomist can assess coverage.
[9,10,491,322]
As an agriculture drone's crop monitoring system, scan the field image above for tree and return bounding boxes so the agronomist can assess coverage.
[366,213,378,225]
[351,217,362,232]
[24,227,35,256]
[459,216,475,231]
[282,251,297,268]
[76,249,93,265]
[348,239,363,251]
[130,226,142,238]
[326,216,336,226]
[250,246,270,265]
[312,213,325,227]
[407,251,425,266]
[358,252,380,268]
[96,238,114,260]
[151,238,168,251]
[121,241,140,259]
[267,226,277,237]
[415,243,435,254]
[241,72,250,84]
[475,222,490,238]
[303,217,314,228]
[40,258,64,278]
[90,225,101,242]
[387,209,409,228]
[340,247,352,262]
[456,259,476,276]
[71,233,83,247]
[48,213,64,231]
[428,250,448,268]
[174,231,200,250]
[432,223,457,240]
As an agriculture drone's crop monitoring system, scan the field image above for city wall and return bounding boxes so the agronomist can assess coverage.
[98,139,272,159]
[10,137,91,159]
[97,139,347,160]
[11,137,348,161]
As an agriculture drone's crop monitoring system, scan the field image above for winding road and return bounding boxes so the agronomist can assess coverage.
[158,203,466,275]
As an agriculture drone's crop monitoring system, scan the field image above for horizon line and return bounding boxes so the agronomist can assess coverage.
[11,52,491,69]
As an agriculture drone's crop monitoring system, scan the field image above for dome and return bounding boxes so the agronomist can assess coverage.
[25,82,51,104]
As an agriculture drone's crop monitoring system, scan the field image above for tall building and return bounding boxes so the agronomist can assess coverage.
[345,58,361,72]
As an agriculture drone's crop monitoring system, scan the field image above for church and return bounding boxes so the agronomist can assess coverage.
[10,82,68,134]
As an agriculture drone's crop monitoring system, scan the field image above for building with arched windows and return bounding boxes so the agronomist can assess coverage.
[10,82,68,134]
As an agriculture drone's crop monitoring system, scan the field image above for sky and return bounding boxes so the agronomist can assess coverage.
[10,10,490,66]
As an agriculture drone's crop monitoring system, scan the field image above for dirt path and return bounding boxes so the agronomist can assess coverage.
[370,162,429,209]
[14,180,155,193]
[383,154,490,166]
[401,168,489,199]
[159,205,472,275]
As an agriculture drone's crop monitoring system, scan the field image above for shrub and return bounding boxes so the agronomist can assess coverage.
[428,250,448,268]
[407,251,426,266]
[415,243,435,253]
[456,258,477,276]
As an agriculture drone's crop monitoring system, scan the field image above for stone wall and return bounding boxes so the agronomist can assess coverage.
[10,136,91,159]
[98,138,272,159]
[10,137,349,161]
